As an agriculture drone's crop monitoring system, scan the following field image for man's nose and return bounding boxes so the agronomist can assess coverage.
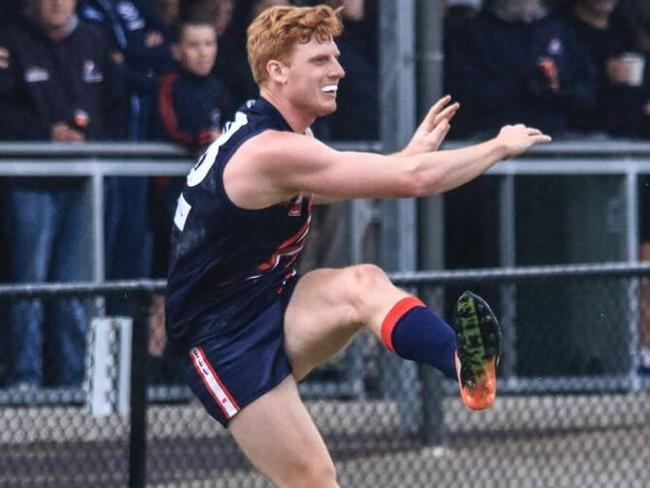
[332,59,345,79]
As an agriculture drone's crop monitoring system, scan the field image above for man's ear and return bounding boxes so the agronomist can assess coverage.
[267,59,288,84]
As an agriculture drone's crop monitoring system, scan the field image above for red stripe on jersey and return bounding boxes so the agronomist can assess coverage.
[256,199,312,273]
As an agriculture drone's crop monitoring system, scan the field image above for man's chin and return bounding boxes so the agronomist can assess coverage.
[317,101,337,117]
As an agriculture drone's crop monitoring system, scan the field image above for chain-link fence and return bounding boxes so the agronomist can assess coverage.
[1,263,649,487]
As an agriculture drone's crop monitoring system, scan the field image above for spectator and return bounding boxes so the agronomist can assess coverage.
[322,0,378,141]
[77,0,175,302]
[617,0,650,373]
[0,0,127,388]
[445,0,482,31]
[149,17,230,278]
[154,0,180,24]
[444,0,598,139]
[78,0,174,139]
[443,0,597,322]
[561,0,647,136]
[152,19,231,153]
[147,17,230,359]
[212,0,289,109]
[179,0,234,37]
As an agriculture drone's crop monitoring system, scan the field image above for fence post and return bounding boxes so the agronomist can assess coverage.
[129,294,150,488]
[418,367,444,446]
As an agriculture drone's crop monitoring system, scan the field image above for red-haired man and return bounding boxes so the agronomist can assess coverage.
[165,5,550,487]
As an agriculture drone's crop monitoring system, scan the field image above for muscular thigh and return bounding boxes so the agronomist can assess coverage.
[229,376,335,487]
[284,266,408,380]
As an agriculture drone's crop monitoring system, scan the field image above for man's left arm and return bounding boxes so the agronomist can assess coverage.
[311,95,459,204]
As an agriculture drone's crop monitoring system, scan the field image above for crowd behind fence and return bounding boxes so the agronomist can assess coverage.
[0,262,649,487]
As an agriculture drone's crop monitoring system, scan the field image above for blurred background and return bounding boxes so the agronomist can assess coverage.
[0,0,649,486]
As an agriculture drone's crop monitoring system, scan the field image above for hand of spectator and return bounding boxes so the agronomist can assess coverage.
[495,124,551,157]
[50,122,86,143]
[606,58,633,86]
[401,95,459,155]
[110,50,125,65]
[0,47,9,69]
[144,31,164,48]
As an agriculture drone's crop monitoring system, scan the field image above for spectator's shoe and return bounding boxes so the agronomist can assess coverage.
[453,291,501,411]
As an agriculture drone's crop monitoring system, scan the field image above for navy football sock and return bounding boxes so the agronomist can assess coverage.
[381,297,457,379]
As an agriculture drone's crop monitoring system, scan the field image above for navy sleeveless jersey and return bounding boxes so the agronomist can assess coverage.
[165,98,312,350]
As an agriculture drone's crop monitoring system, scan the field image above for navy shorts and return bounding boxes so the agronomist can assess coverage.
[175,286,295,427]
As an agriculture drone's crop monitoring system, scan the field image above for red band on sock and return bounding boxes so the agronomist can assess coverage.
[380,296,426,353]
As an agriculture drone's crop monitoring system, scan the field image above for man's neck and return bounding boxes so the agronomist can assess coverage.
[573,4,609,29]
[259,87,314,134]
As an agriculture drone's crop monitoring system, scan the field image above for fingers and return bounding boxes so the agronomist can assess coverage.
[531,134,552,144]
[428,119,451,151]
[507,124,550,140]
[421,95,454,131]
[431,118,450,137]
[429,95,452,117]
[522,125,551,142]
[432,102,460,127]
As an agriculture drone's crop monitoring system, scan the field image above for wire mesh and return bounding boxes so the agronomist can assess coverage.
[0,269,649,487]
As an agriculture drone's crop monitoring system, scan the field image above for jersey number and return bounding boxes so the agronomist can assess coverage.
[186,111,249,187]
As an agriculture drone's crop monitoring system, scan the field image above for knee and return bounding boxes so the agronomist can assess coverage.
[346,264,392,310]
[282,456,338,488]
[349,264,391,291]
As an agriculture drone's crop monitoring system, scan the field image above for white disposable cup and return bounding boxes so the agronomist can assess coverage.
[620,52,645,87]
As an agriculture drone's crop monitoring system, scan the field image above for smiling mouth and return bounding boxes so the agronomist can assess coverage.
[321,84,338,94]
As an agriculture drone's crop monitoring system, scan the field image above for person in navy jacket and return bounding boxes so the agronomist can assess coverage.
[0,0,126,388]
[445,0,598,139]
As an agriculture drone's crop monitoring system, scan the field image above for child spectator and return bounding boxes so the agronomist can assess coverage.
[153,17,231,153]
[147,18,231,356]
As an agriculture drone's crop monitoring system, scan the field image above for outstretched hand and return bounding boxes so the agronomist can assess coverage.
[402,95,459,155]
[496,124,552,157]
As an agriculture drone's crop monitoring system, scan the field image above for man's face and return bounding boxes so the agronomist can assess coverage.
[174,25,217,77]
[35,0,77,31]
[281,37,346,117]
